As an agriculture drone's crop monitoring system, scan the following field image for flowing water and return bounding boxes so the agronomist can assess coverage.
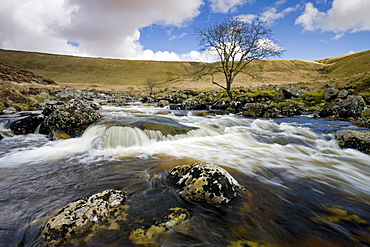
[0,104,370,246]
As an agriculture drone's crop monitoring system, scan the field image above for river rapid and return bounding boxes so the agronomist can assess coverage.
[0,104,370,246]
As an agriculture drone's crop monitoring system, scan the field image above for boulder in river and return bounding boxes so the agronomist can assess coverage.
[323,87,339,101]
[181,98,208,110]
[42,189,127,245]
[335,130,370,154]
[166,162,242,205]
[242,103,269,117]
[319,96,367,118]
[56,87,87,99]
[9,114,45,135]
[43,98,101,139]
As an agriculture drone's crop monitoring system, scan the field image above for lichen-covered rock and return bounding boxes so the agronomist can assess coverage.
[43,98,101,139]
[9,114,45,135]
[129,207,189,245]
[335,130,370,154]
[157,100,169,108]
[42,189,127,245]
[181,98,208,110]
[166,163,242,205]
[242,103,269,117]
[282,87,305,98]
[319,96,367,118]
[323,87,339,101]
[56,87,87,99]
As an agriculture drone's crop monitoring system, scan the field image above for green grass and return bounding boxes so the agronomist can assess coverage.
[1,48,369,90]
[315,50,370,78]
[0,49,197,86]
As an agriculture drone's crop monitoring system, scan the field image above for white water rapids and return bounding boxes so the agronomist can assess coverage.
[1,105,369,199]
[1,104,370,246]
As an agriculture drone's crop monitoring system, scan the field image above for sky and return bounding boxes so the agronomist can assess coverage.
[0,0,369,62]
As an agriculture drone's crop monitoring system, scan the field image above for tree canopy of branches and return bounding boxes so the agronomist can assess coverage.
[195,17,284,99]
[145,78,158,95]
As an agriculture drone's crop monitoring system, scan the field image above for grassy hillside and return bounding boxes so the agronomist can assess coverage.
[0,48,369,91]
[0,49,197,87]
[315,50,370,78]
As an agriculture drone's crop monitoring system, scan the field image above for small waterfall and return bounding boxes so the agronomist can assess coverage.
[101,126,151,148]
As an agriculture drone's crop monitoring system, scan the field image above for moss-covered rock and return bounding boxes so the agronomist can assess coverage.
[129,207,189,245]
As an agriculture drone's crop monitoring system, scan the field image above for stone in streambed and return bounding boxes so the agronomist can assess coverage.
[166,162,243,205]
[335,130,370,154]
[129,207,189,245]
[42,189,128,245]
[43,98,101,139]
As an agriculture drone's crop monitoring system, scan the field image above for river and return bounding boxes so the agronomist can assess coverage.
[0,104,369,246]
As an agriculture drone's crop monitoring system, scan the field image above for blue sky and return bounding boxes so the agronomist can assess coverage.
[0,0,369,61]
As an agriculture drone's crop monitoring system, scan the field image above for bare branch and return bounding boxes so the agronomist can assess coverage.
[195,17,284,99]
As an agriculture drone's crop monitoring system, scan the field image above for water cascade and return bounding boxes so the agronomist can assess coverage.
[0,105,369,246]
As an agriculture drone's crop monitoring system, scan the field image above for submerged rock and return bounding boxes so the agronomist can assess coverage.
[42,189,127,245]
[166,162,242,205]
[43,98,101,139]
[335,130,370,154]
[129,207,189,245]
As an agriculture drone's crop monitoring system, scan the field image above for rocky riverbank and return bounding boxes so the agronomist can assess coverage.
[1,62,370,149]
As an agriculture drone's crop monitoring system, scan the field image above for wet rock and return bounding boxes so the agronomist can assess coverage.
[324,87,339,101]
[139,93,156,103]
[43,98,101,139]
[2,107,17,115]
[166,162,242,205]
[319,96,367,118]
[242,103,269,117]
[181,98,208,110]
[157,100,169,108]
[42,189,127,245]
[164,91,188,104]
[129,207,189,245]
[41,100,64,116]
[335,130,370,154]
[275,103,308,117]
[56,87,87,99]
[9,114,45,135]
[100,116,198,136]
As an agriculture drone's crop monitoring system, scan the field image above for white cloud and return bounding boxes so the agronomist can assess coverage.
[209,0,254,13]
[169,32,187,41]
[236,14,257,23]
[295,0,370,34]
[0,0,204,60]
[260,5,299,24]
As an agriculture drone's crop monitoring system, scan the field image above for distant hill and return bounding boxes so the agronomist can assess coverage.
[0,49,369,90]
[315,50,370,78]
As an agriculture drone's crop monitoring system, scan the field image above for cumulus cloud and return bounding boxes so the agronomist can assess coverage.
[0,0,206,61]
[260,5,299,24]
[295,0,370,34]
[209,0,254,13]
[236,1,299,25]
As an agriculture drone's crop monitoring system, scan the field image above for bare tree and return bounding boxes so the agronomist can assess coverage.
[195,17,284,100]
[145,78,158,95]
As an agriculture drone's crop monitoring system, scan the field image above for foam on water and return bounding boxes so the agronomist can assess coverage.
[0,105,369,199]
